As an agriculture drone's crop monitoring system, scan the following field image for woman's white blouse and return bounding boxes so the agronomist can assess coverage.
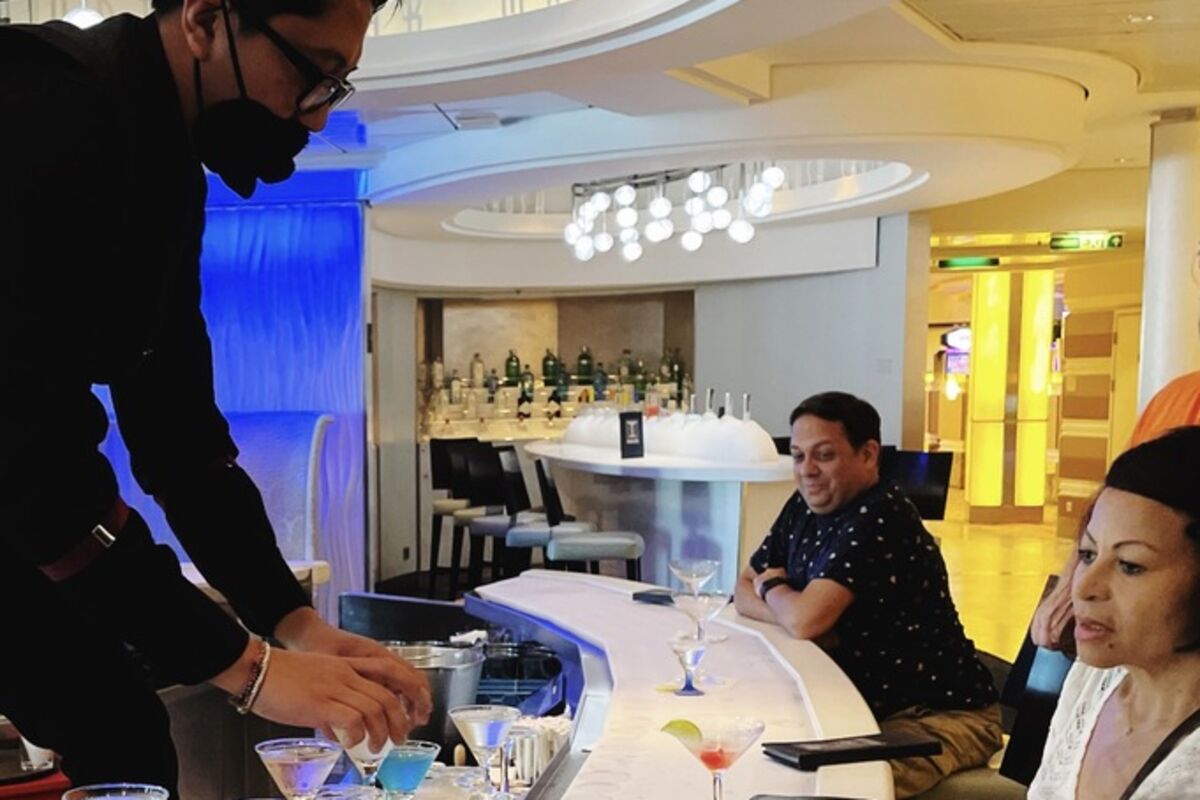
[1028,662,1200,799]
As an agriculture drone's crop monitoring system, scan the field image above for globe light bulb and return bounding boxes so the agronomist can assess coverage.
[761,165,786,189]
[684,197,706,217]
[712,208,733,230]
[691,211,714,234]
[590,191,612,212]
[594,231,614,253]
[687,170,712,194]
[574,235,595,261]
[622,241,643,262]
[751,200,773,219]
[649,196,673,219]
[645,220,668,244]
[681,230,704,252]
[579,201,598,221]
[619,227,640,244]
[728,219,756,244]
[579,215,595,233]
[659,219,675,239]
[614,184,637,206]
[563,222,582,245]
[616,207,639,228]
[749,181,771,203]
[705,186,729,208]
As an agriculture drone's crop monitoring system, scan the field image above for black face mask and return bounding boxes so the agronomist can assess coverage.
[192,1,310,199]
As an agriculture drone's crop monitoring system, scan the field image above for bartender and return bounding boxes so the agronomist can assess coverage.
[0,0,430,795]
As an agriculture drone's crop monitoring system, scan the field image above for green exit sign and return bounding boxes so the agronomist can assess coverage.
[1049,231,1124,251]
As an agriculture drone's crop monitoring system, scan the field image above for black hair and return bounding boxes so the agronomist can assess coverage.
[788,391,882,450]
[152,0,392,17]
[1099,425,1200,651]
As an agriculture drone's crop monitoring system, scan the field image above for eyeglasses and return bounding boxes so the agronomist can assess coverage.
[235,4,356,115]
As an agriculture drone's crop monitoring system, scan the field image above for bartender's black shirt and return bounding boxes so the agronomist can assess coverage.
[750,481,997,719]
[0,14,308,682]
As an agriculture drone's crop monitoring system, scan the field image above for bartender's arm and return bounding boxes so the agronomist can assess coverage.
[735,566,852,643]
[111,301,430,729]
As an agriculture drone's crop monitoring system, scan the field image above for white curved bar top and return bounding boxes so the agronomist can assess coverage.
[525,440,793,483]
[476,570,893,800]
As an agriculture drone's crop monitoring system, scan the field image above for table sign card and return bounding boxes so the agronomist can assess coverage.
[619,411,644,459]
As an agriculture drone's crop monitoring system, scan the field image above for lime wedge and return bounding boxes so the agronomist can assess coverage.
[661,719,703,745]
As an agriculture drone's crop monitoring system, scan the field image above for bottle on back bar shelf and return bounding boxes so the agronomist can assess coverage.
[449,370,464,405]
[671,349,686,402]
[617,349,633,383]
[556,368,572,406]
[542,348,559,384]
[633,361,648,403]
[520,363,536,399]
[593,362,609,401]
[431,357,445,391]
[505,349,521,386]
[576,345,594,382]
[469,353,485,388]
[659,349,673,382]
[485,369,499,402]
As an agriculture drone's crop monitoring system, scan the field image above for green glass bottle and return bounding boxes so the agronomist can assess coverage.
[504,349,521,386]
[576,345,594,382]
[542,348,560,384]
[633,360,648,402]
[520,363,536,398]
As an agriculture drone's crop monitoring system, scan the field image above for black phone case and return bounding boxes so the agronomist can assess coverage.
[762,730,942,771]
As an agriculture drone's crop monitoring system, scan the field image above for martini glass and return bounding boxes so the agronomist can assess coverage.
[378,741,440,800]
[669,631,707,696]
[672,591,729,642]
[314,787,381,800]
[255,738,343,800]
[663,718,765,800]
[669,559,719,597]
[62,786,169,800]
[448,705,522,797]
[335,729,394,788]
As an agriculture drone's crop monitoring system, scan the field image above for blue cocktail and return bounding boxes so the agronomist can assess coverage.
[377,740,440,800]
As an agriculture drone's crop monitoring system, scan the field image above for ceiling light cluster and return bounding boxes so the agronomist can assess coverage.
[562,163,787,262]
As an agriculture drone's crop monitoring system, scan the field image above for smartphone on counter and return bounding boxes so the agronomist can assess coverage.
[762,730,941,771]
[631,589,674,606]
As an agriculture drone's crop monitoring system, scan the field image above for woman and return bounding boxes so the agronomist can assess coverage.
[1028,426,1200,799]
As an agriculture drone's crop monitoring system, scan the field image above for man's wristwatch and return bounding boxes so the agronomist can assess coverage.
[758,576,789,602]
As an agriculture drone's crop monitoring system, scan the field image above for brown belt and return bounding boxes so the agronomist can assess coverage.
[40,498,131,583]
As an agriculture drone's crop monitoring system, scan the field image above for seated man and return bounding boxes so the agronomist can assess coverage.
[734,391,1001,799]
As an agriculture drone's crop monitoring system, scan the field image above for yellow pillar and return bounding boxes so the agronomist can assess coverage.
[966,270,1054,523]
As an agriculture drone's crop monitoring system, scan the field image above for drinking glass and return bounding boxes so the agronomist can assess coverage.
[448,705,522,798]
[669,559,719,596]
[61,786,169,800]
[377,741,440,800]
[255,738,343,800]
[669,631,707,696]
[664,718,765,800]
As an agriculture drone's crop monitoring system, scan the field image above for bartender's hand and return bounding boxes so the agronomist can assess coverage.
[213,640,414,749]
[275,607,433,725]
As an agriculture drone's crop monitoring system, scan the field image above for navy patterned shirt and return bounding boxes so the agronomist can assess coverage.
[750,479,997,719]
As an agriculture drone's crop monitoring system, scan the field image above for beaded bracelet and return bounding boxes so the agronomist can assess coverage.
[230,639,272,715]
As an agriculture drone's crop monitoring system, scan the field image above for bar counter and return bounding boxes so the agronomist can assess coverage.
[469,570,893,799]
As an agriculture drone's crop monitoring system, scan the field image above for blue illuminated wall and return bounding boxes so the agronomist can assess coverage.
[98,148,371,622]
[201,188,366,621]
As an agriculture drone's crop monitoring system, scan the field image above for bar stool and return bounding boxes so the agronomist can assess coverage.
[529,458,646,581]
[504,460,594,559]
[427,438,474,598]
[467,446,546,585]
[443,441,506,598]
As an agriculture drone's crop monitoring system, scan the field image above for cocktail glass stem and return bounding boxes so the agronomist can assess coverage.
[478,747,497,796]
[712,769,724,800]
[360,766,378,787]
[500,739,513,794]
[679,665,703,696]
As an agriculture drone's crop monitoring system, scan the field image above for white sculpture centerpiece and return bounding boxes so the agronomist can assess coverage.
[563,391,778,465]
